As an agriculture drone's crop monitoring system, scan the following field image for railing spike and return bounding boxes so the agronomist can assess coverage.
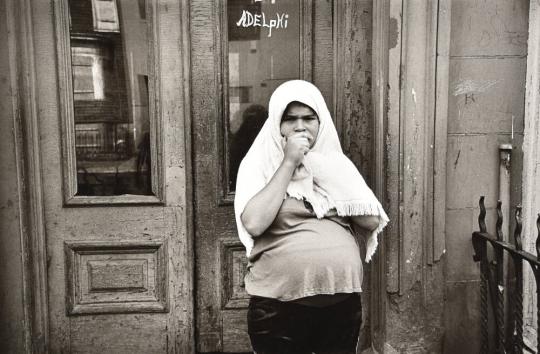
[536,213,540,261]
[496,200,503,241]
[479,196,487,233]
[514,205,523,251]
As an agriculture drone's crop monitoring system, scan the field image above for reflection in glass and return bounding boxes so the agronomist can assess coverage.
[69,0,152,196]
[227,0,301,191]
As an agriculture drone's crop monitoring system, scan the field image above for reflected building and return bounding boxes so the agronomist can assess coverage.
[70,0,151,196]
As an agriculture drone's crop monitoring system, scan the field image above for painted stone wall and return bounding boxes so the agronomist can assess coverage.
[443,0,529,352]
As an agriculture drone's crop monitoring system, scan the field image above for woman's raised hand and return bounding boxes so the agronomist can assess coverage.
[283,132,310,167]
[242,134,308,237]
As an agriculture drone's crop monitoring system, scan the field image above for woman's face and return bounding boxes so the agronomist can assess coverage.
[280,102,320,148]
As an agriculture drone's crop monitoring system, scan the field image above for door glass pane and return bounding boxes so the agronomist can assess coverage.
[227,0,301,191]
[69,0,152,196]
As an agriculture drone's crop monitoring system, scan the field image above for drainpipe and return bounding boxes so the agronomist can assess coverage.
[499,144,512,239]
[499,143,512,344]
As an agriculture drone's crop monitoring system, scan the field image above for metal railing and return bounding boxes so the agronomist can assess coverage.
[472,196,540,353]
[75,124,132,161]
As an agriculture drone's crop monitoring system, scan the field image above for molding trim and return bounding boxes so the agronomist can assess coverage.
[522,0,540,347]
[371,0,389,348]
[385,0,403,295]
[522,0,540,251]
[6,0,49,352]
[179,0,195,351]
[64,240,168,315]
[332,0,347,139]
[219,238,249,309]
[433,0,451,264]
[300,0,314,82]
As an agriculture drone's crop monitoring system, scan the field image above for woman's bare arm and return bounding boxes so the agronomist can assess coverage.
[350,215,380,233]
[241,132,309,236]
[240,160,296,236]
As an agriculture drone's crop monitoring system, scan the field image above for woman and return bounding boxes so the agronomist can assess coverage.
[235,80,389,354]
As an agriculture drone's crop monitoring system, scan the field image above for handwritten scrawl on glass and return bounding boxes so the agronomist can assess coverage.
[235,0,288,37]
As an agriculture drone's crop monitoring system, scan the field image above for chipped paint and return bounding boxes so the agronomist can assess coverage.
[452,79,500,96]
[389,17,399,49]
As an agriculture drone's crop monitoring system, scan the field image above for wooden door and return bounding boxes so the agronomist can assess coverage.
[33,0,192,352]
[191,1,335,352]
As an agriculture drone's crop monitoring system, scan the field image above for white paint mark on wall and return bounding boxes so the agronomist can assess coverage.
[412,88,417,103]
[452,79,500,96]
[512,115,515,140]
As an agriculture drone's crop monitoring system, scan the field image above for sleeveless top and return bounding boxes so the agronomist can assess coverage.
[245,197,363,301]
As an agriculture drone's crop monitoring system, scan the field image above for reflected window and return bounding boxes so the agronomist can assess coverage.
[68,0,151,196]
[92,0,120,32]
[227,0,301,191]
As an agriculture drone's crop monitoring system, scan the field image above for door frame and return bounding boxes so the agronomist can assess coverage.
[370,0,451,350]
[12,0,456,352]
[6,0,49,352]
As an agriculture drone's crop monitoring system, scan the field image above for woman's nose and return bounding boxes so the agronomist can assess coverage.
[294,119,306,132]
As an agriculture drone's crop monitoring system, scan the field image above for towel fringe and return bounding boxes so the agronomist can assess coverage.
[334,200,385,217]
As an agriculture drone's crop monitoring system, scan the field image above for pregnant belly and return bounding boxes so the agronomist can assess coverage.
[272,227,361,266]
[246,229,363,301]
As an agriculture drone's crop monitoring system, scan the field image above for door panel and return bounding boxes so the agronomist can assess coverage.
[191,1,334,352]
[34,0,192,352]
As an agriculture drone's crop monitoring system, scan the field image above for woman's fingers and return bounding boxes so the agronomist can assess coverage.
[282,133,312,165]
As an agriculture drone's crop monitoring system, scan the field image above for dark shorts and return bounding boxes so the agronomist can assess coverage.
[247,293,362,354]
